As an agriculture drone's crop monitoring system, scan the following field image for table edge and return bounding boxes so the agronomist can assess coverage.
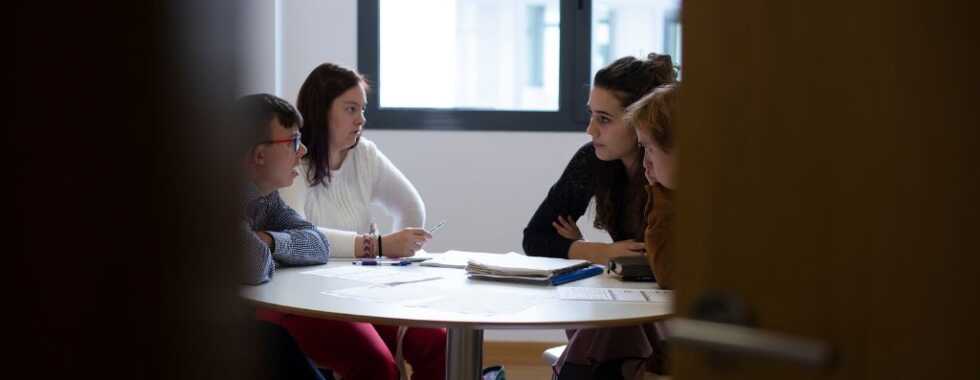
[245,298,673,330]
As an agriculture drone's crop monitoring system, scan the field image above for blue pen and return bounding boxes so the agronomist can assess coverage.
[353,259,411,266]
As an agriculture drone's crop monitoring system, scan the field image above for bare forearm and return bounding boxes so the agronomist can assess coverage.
[571,239,645,265]
[353,235,365,257]
[568,241,608,264]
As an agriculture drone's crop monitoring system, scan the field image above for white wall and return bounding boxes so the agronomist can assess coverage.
[280,0,359,100]
[238,0,276,94]
[241,0,615,343]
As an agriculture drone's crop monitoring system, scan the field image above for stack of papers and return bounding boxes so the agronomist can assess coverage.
[464,254,601,285]
[466,254,590,277]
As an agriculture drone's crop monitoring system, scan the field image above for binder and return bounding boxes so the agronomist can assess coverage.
[467,264,604,286]
[549,265,604,285]
[607,255,655,282]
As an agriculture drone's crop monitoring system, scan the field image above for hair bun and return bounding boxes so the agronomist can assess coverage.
[645,53,677,84]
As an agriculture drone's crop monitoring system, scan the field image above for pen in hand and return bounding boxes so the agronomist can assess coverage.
[428,220,447,235]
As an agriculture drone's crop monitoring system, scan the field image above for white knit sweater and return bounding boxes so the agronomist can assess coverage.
[280,138,426,257]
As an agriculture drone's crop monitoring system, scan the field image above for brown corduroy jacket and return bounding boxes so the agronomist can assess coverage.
[644,184,674,290]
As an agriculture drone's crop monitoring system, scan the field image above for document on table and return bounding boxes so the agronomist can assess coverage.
[558,287,672,303]
[420,250,524,269]
[301,266,442,285]
[326,284,443,304]
[403,288,547,317]
[325,284,546,317]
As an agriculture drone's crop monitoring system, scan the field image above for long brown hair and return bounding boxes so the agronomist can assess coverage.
[295,63,368,187]
[591,53,677,237]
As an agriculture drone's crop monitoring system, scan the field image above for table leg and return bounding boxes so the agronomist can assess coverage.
[446,327,483,379]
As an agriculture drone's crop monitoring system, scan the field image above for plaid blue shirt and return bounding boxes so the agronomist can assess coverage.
[243,184,330,284]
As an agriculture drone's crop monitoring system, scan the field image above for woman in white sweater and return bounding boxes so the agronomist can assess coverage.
[258,63,445,380]
[280,70,430,257]
[279,118,430,258]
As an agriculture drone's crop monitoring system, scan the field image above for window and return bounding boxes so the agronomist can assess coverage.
[591,0,683,81]
[592,3,615,79]
[526,4,559,90]
[378,0,560,111]
[664,8,682,77]
[359,0,681,131]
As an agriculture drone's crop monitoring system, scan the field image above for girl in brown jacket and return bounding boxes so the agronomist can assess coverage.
[627,83,679,290]
[556,84,681,380]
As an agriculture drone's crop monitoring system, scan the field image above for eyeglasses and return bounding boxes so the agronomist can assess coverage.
[261,134,303,152]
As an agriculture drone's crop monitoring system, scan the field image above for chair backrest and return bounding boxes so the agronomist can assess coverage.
[541,345,566,367]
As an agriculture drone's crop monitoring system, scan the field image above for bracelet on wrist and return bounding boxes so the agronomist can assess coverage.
[361,234,374,258]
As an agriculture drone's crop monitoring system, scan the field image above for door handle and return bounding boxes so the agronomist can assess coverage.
[666,318,835,368]
[664,292,837,369]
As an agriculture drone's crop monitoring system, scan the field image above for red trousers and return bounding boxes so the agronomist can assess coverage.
[258,309,446,380]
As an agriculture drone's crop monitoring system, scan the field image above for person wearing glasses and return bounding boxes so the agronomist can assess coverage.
[237,93,330,380]
[238,92,328,285]
[522,54,677,379]
[263,63,446,380]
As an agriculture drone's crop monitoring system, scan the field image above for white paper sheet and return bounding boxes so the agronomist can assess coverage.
[558,287,672,303]
[322,284,544,317]
[325,284,443,304]
[301,266,442,285]
[419,250,523,269]
[402,288,546,316]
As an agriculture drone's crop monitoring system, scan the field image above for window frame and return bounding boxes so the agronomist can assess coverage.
[357,0,592,132]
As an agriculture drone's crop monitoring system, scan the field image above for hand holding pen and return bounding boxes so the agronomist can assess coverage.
[412,220,447,252]
[381,227,432,258]
[375,220,445,258]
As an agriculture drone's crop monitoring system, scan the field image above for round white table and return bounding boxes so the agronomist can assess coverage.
[242,260,672,379]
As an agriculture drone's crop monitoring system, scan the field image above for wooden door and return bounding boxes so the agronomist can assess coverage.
[14,2,260,379]
[674,0,979,379]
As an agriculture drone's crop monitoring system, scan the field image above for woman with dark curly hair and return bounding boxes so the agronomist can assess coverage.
[522,53,677,379]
